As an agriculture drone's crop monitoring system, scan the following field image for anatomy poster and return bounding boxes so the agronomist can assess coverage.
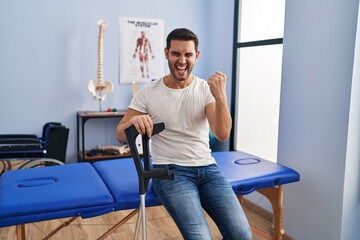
[119,16,165,84]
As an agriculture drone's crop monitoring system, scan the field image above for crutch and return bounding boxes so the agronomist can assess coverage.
[125,122,174,240]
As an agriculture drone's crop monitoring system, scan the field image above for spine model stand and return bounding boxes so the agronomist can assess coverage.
[88,19,113,111]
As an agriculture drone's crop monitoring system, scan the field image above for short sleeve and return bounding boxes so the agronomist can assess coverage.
[129,85,147,113]
[205,81,215,105]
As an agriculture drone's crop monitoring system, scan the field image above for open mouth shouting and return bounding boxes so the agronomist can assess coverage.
[176,64,187,76]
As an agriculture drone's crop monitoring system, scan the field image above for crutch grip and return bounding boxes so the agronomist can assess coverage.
[125,122,173,195]
[144,166,174,180]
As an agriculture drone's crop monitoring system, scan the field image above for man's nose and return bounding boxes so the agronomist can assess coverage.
[178,55,186,63]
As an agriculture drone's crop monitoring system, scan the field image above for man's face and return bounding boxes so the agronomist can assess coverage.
[164,40,199,81]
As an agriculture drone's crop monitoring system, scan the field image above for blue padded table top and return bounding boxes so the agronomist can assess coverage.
[212,151,300,195]
[0,151,300,228]
[0,163,115,228]
[93,151,300,211]
[93,157,160,211]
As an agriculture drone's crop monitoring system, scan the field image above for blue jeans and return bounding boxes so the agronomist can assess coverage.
[152,164,252,240]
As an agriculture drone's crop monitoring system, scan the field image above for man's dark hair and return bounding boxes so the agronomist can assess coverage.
[166,28,199,52]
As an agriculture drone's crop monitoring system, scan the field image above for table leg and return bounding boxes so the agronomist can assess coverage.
[257,185,284,240]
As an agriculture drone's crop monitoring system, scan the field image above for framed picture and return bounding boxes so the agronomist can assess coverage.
[119,16,165,84]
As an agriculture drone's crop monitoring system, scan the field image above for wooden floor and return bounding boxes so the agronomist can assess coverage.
[0,204,278,240]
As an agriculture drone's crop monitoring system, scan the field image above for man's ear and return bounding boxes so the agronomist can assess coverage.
[196,50,200,60]
[164,47,169,60]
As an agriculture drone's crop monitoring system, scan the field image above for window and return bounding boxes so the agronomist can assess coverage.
[231,0,286,162]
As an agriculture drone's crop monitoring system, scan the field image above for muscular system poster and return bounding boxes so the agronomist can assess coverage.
[119,16,165,84]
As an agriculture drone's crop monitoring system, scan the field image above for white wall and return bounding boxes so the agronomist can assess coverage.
[279,0,359,239]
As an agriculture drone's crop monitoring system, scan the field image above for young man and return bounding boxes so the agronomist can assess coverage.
[116,28,251,240]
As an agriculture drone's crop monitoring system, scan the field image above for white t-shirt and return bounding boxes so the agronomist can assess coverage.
[129,76,216,166]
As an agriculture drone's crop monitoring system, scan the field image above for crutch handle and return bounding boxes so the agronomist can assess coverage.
[125,122,174,195]
[143,167,174,180]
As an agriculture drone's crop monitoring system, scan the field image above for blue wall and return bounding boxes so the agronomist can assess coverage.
[0,0,234,163]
